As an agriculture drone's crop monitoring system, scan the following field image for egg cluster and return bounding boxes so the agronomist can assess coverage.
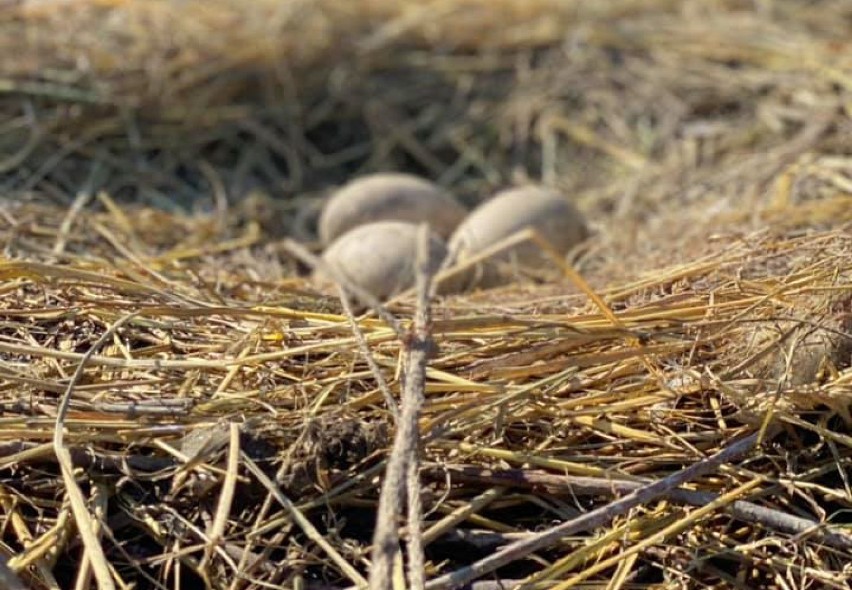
[313,173,589,300]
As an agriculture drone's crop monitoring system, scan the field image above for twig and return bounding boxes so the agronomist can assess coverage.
[423,431,760,590]
[201,422,241,576]
[430,529,531,551]
[369,225,434,590]
[550,478,764,588]
[54,163,101,255]
[0,441,174,472]
[421,487,506,546]
[73,482,109,590]
[406,226,433,590]
[337,284,400,421]
[406,457,426,590]
[241,453,368,588]
[429,465,852,551]
[54,312,139,590]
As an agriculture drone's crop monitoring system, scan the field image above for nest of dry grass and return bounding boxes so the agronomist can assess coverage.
[0,1,851,589]
[1,196,851,590]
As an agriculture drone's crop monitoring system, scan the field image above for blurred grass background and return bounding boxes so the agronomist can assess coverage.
[1,1,848,237]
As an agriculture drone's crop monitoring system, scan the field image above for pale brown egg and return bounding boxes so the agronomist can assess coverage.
[446,186,589,288]
[316,221,448,301]
[318,173,467,245]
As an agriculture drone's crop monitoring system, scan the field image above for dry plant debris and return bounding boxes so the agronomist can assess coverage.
[0,0,850,589]
[0,198,850,589]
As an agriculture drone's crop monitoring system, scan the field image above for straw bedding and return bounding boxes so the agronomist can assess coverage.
[0,1,851,588]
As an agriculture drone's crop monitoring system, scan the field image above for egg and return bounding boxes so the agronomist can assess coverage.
[318,173,467,245]
[316,221,448,300]
[446,186,589,288]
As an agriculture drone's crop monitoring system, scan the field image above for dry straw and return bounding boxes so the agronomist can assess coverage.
[1,195,849,588]
[0,0,851,589]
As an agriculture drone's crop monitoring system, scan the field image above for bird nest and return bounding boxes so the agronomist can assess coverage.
[1,197,850,589]
[0,1,851,589]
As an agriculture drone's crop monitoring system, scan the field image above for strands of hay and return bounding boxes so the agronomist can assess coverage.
[0,0,849,219]
[0,0,851,588]
[0,197,850,588]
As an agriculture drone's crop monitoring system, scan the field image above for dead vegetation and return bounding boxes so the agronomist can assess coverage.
[0,0,851,589]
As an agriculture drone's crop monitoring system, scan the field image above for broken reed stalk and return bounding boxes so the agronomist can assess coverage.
[73,482,109,590]
[424,431,761,590]
[369,224,434,590]
[431,465,852,551]
[201,422,241,578]
[337,283,400,421]
[54,312,139,590]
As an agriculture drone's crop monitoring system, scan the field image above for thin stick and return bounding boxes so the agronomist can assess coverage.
[431,466,852,551]
[406,458,426,590]
[54,312,139,590]
[550,478,764,589]
[73,483,109,590]
[282,238,404,340]
[53,183,94,255]
[202,422,241,575]
[241,453,368,588]
[421,487,506,546]
[406,226,432,590]
[337,284,400,421]
[423,431,760,590]
[368,225,434,590]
